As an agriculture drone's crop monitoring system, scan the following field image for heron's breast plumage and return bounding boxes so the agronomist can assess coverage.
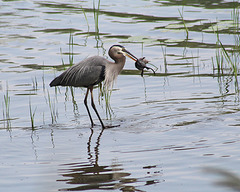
[104,59,125,89]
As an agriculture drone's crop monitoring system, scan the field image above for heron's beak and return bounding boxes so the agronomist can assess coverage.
[122,49,138,61]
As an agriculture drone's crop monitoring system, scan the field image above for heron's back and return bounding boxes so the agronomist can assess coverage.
[50,56,107,88]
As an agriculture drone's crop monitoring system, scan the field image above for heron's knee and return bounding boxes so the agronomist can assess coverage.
[84,98,88,106]
[91,99,96,109]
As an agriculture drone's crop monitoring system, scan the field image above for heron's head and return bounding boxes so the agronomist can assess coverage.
[108,45,137,62]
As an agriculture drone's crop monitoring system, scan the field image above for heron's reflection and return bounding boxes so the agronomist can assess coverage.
[57,129,135,191]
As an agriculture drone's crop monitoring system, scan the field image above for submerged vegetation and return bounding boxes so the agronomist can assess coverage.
[212,6,240,94]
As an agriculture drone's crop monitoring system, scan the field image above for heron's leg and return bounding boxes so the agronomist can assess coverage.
[89,87,105,129]
[84,88,94,127]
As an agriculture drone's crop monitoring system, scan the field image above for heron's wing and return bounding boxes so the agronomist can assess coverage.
[50,56,107,87]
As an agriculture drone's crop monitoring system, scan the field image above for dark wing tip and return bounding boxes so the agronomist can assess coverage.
[49,77,60,87]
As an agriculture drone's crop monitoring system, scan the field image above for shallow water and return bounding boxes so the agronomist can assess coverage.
[1,0,240,191]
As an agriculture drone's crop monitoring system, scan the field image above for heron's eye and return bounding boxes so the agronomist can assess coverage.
[117,51,122,54]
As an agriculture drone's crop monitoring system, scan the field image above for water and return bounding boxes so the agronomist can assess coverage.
[1,0,240,191]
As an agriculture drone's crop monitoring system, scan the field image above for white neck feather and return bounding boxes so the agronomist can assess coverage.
[104,61,125,90]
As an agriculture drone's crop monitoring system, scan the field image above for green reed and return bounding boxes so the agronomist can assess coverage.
[29,98,37,129]
[232,6,240,51]
[212,6,240,93]
[2,83,11,128]
[93,0,101,33]
[178,8,189,39]
[69,31,74,66]
[93,0,104,50]
[60,31,74,67]
[98,83,113,120]
[212,45,224,75]
[60,47,65,66]
[161,46,168,73]
[47,90,58,124]
[42,71,46,93]
[80,6,90,32]
[32,76,38,91]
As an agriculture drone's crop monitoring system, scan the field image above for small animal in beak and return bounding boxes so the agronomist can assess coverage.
[135,57,155,76]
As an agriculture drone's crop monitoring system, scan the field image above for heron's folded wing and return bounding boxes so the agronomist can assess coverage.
[50,56,106,87]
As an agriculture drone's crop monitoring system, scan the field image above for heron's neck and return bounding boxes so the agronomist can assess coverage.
[115,57,126,71]
[104,58,126,89]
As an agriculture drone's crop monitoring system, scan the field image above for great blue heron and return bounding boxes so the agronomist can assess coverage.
[50,45,138,129]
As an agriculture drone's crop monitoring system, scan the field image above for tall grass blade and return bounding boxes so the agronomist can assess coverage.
[60,47,65,66]
[212,17,239,93]
[47,90,58,124]
[80,6,90,32]
[29,98,37,130]
[69,31,74,66]
[98,83,113,120]
[3,83,11,129]
[178,8,189,39]
[93,0,101,32]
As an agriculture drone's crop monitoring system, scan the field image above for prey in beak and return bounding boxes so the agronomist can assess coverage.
[119,45,156,76]
[135,57,155,77]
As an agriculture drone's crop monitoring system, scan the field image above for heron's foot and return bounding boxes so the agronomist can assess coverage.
[91,123,120,129]
[103,124,120,129]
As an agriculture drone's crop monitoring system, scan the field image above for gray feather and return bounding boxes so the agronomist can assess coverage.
[50,56,107,88]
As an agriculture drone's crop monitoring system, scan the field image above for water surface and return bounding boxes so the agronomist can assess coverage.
[1,0,240,191]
